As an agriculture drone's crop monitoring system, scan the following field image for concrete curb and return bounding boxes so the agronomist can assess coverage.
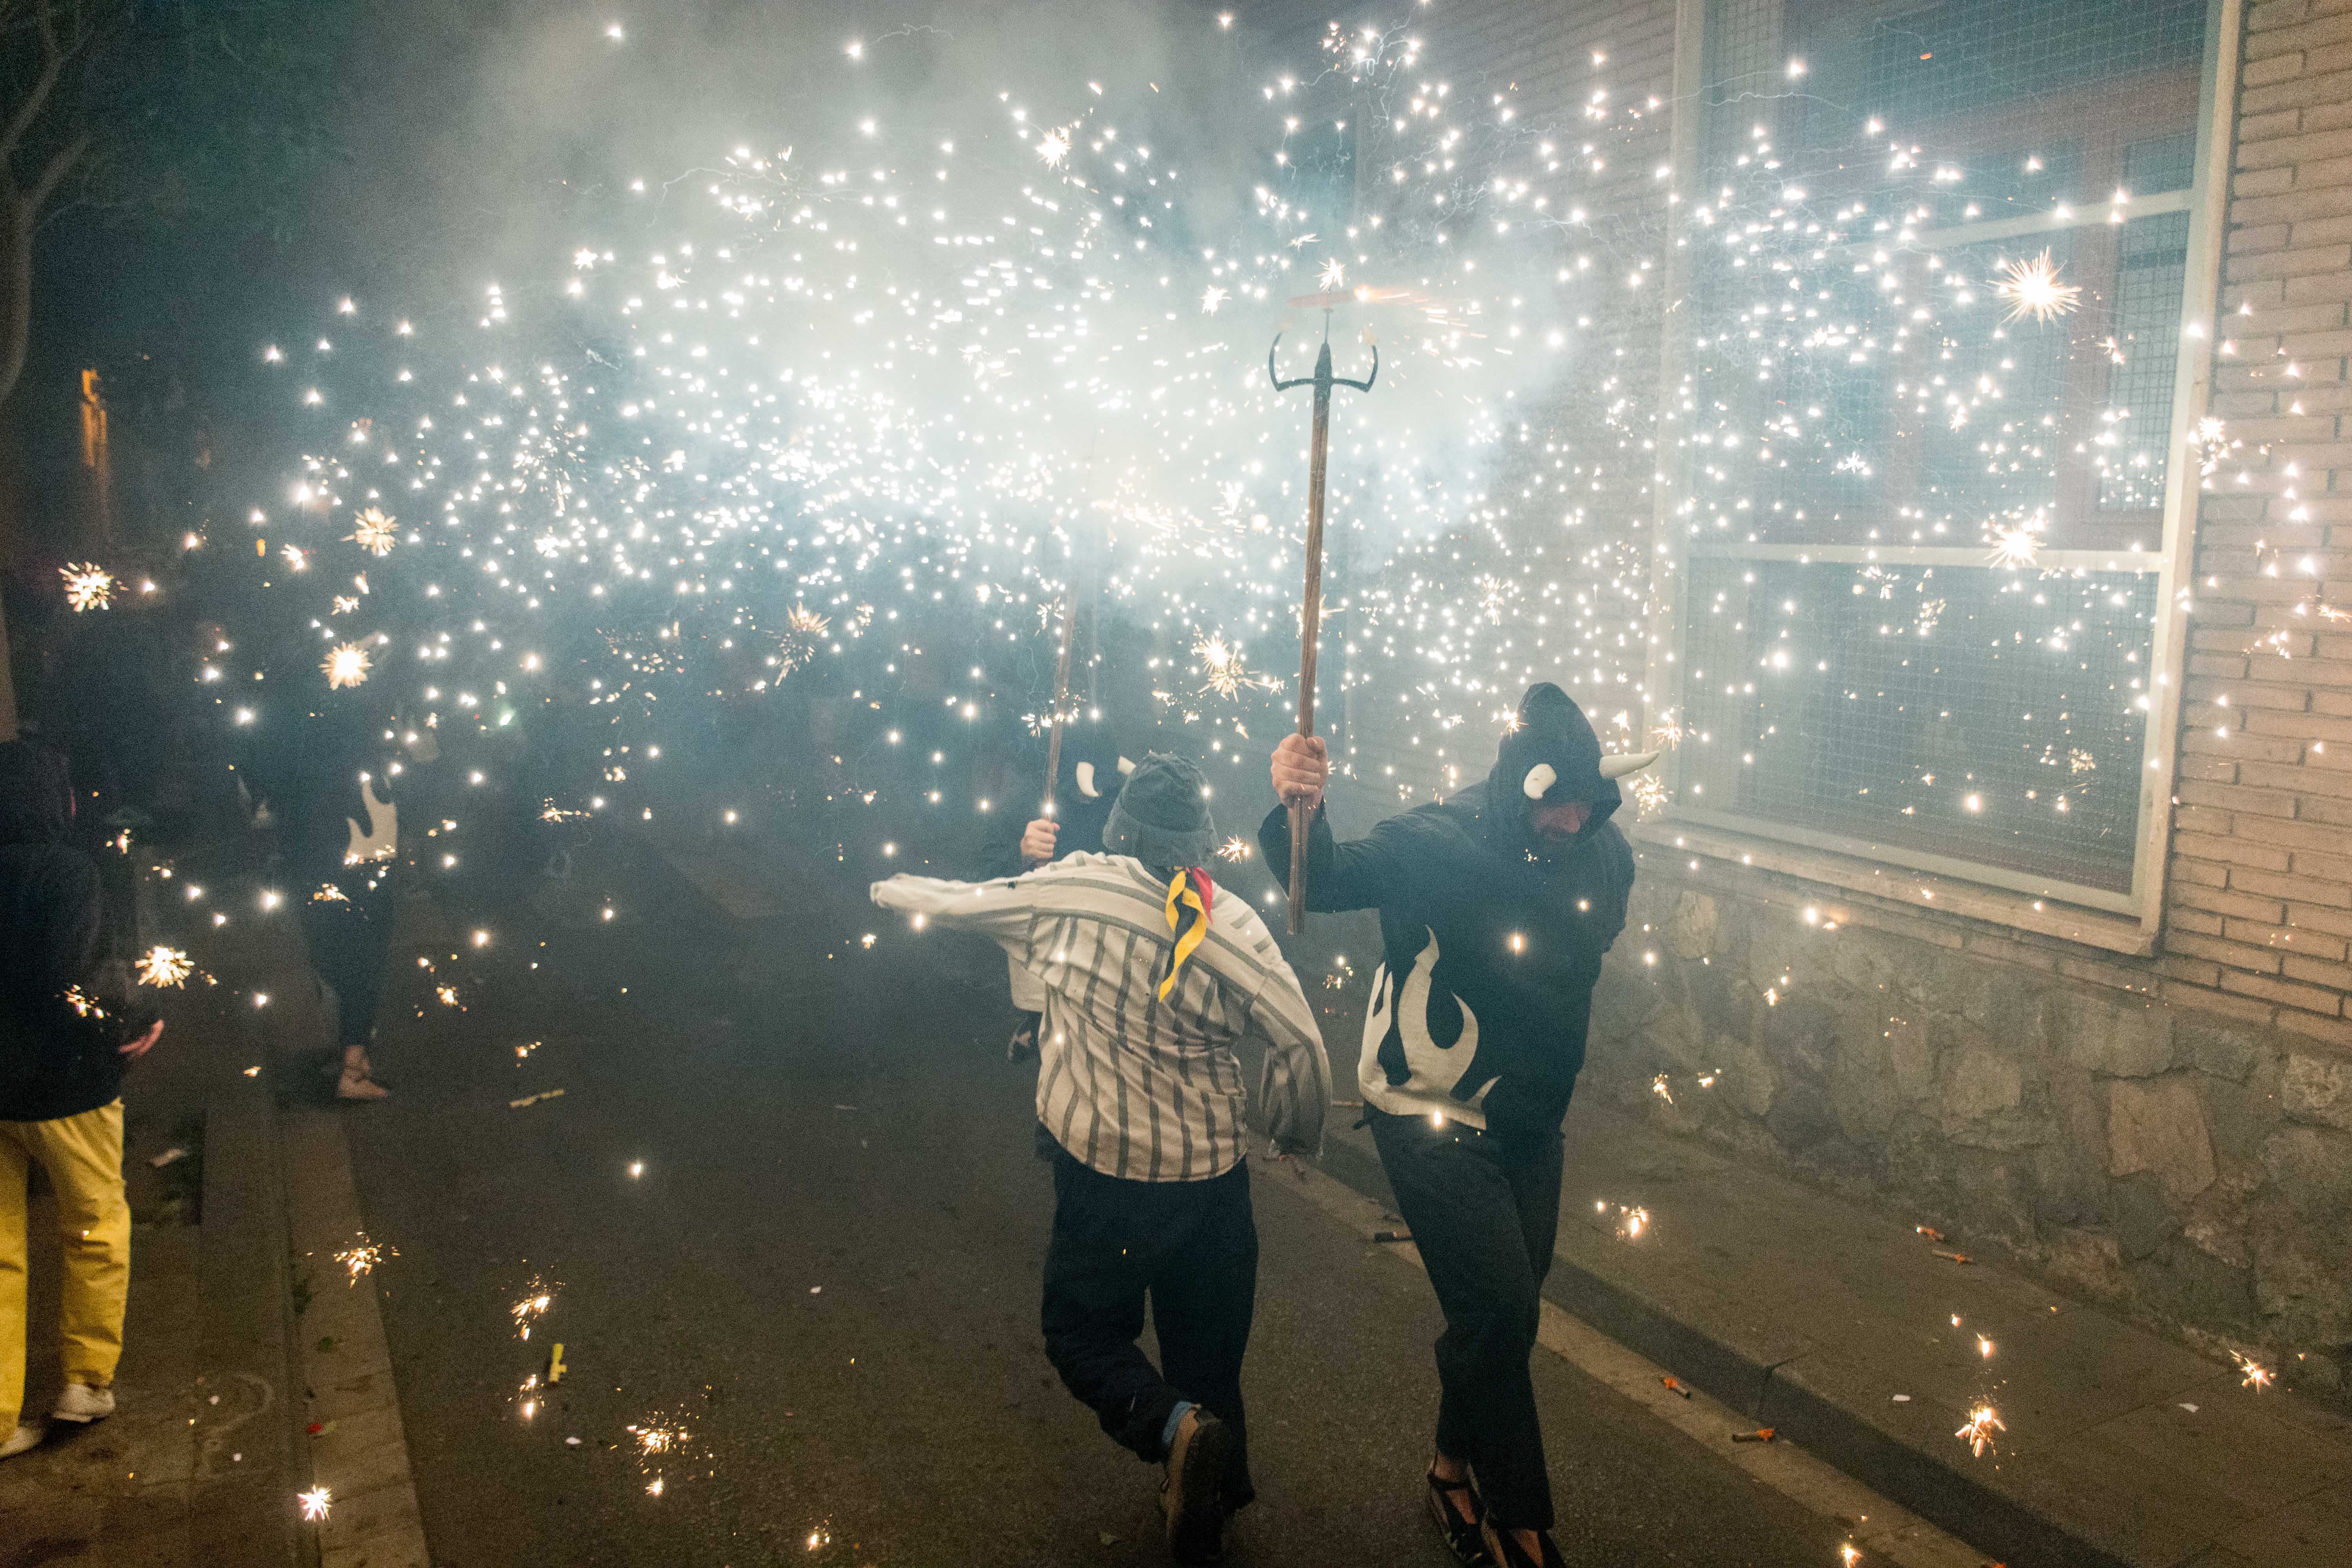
[193,1065,314,1567]
[1309,1131,2116,1568]
[281,1104,432,1568]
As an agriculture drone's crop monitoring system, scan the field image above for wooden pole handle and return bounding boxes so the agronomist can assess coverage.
[1044,588,1076,818]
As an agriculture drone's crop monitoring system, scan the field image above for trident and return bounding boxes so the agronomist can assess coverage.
[1268,296,1377,935]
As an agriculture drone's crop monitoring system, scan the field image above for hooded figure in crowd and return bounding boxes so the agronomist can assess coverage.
[0,742,163,1460]
[1261,682,1646,1568]
[977,739,1138,1057]
[877,753,1331,1565]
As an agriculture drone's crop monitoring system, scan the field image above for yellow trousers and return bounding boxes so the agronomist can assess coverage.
[0,1100,129,1431]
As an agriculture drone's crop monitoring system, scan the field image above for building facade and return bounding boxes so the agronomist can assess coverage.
[1326,0,2352,1397]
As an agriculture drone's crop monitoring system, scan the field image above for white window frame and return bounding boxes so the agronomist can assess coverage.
[1641,0,2245,955]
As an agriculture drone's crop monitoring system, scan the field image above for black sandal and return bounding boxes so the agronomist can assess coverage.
[1426,1468,1492,1566]
[1479,1517,1566,1568]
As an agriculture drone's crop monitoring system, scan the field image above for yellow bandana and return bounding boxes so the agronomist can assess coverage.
[1160,868,1213,1001]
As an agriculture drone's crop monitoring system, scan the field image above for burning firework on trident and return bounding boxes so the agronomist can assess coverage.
[1042,585,1078,820]
[1268,293,1377,935]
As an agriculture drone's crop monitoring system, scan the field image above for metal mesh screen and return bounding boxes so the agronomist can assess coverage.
[1840,0,2206,124]
[1681,557,2156,893]
[2100,210,2192,510]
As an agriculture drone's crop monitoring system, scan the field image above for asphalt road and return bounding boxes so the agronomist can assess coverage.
[335,831,1852,1567]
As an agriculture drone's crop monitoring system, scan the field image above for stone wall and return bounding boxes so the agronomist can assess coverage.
[1583,851,2352,1404]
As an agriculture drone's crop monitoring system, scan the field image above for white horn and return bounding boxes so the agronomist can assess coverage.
[1523,763,1557,800]
[1116,755,1136,775]
[1075,762,1100,799]
[1599,750,1660,779]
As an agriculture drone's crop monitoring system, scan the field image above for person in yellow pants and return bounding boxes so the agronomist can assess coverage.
[0,742,162,1459]
[1,1099,144,1450]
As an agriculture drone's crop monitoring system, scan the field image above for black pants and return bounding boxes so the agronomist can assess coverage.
[1039,1136,1258,1507]
[298,872,396,1049]
[1370,1109,1564,1530]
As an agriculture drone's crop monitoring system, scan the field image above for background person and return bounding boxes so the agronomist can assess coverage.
[0,741,163,1460]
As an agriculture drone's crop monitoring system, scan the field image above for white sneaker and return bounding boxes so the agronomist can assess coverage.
[0,1423,44,1459]
[51,1383,114,1423]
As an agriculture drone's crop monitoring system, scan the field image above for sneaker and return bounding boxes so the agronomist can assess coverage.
[0,1423,42,1459]
[52,1383,115,1423]
[1427,1467,1492,1565]
[337,1068,391,1101]
[1160,1407,1234,1565]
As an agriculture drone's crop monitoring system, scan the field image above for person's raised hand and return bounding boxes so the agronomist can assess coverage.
[1270,733,1328,811]
[119,1020,164,1060]
[1019,818,1059,867]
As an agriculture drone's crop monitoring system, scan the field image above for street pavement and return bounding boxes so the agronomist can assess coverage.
[331,840,1860,1567]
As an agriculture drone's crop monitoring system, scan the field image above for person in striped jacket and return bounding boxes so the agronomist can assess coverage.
[873,751,1330,1564]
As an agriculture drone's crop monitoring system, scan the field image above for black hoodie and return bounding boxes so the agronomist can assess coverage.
[0,742,153,1121]
[976,742,1134,881]
[1259,683,1637,1149]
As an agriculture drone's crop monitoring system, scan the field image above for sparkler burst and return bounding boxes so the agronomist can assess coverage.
[1955,1403,2006,1457]
[1987,525,2043,570]
[323,642,372,689]
[60,563,114,612]
[137,945,195,988]
[334,1231,396,1283]
[347,506,399,556]
[2234,1352,2273,1390]
[298,1486,332,1522]
[1216,835,1251,862]
[1993,249,2081,324]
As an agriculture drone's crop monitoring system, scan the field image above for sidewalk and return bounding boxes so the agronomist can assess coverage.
[0,856,428,1568]
[0,905,308,1566]
[1315,1102,2352,1568]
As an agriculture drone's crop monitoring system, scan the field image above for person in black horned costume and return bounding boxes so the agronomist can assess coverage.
[977,740,1134,1058]
[1261,682,1651,1568]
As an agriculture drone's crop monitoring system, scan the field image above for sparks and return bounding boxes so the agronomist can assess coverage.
[1955,1403,2005,1457]
[1216,835,1251,862]
[347,506,399,556]
[1988,524,2043,570]
[323,642,373,689]
[137,946,194,988]
[2234,1352,2273,1390]
[1037,127,1071,168]
[1318,256,1346,289]
[1200,284,1228,314]
[333,1231,396,1283]
[512,1279,555,1339]
[298,1486,332,1522]
[60,563,114,612]
[1993,249,2081,324]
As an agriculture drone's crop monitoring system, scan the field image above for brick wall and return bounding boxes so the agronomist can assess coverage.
[2170,0,2352,1047]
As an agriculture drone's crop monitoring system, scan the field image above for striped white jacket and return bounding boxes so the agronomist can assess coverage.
[872,853,1331,1182]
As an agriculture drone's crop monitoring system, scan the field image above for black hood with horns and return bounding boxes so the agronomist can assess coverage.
[1485,683,1621,853]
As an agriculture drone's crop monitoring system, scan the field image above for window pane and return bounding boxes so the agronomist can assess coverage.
[2100,210,2191,510]
[1682,557,2156,893]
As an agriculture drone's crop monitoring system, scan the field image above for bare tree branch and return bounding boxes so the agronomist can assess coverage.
[25,125,84,210]
[0,11,67,167]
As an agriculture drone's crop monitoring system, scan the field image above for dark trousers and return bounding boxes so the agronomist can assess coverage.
[1039,1136,1258,1507]
[1369,1109,1564,1530]
[298,873,396,1049]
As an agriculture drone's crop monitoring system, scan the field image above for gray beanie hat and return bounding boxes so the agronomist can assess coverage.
[1103,751,1215,869]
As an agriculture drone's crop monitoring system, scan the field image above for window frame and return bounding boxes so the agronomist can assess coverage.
[1643,0,2244,954]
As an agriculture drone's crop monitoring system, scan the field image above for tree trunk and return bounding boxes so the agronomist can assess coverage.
[0,580,17,742]
[0,185,29,414]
